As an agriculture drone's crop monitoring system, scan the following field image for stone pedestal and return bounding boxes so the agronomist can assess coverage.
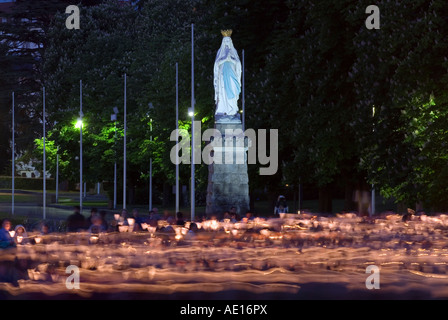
[205,120,250,217]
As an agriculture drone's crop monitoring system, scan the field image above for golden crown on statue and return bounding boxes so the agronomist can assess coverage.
[221,29,233,37]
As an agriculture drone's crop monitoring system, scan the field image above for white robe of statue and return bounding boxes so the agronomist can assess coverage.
[214,36,242,116]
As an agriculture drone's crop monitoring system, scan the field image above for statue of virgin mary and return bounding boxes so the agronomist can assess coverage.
[214,30,242,120]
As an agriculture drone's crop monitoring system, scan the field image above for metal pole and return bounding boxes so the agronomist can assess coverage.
[149,118,152,211]
[114,120,117,209]
[191,23,195,221]
[242,49,245,131]
[56,147,59,203]
[175,62,179,213]
[123,73,127,209]
[114,163,117,209]
[80,80,83,212]
[371,107,375,217]
[43,87,46,220]
[11,92,14,215]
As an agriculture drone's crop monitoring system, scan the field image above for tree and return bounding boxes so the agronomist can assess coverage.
[351,0,448,210]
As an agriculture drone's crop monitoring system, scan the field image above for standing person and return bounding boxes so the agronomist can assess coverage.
[274,195,288,216]
[66,205,86,232]
[86,208,98,227]
[0,219,15,248]
[176,212,185,226]
[132,209,145,229]
[99,210,109,232]
[161,210,171,221]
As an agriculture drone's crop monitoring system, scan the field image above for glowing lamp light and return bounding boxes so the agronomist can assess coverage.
[188,107,194,117]
[75,118,83,129]
[147,226,156,236]
[89,236,99,244]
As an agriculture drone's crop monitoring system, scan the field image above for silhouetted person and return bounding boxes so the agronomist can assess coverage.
[274,195,288,216]
[176,212,185,226]
[86,207,98,226]
[99,210,109,231]
[66,206,86,232]
[132,208,145,231]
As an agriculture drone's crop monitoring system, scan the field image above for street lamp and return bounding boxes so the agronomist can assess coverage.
[76,114,83,211]
[75,118,83,129]
[190,23,195,221]
[79,80,83,212]
[188,106,195,221]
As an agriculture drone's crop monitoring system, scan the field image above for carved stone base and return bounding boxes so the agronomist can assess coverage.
[205,120,250,217]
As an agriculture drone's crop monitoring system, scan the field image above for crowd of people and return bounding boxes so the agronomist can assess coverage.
[65,205,256,234]
[0,204,264,248]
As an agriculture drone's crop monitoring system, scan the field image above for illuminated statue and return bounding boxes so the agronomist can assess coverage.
[214,29,242,121]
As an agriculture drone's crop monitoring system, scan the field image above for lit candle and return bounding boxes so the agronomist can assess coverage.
[114,214,120,221]
[17,236,23,244]
[34,237,42,244]
[9,231,15,238]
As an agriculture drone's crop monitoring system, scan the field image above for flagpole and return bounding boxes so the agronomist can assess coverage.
[242,49,245,131]
[175,62,179,214]
[123,73,127,210]
[149,118,152,211]
[43,87,46,220]
[11,92,14,215]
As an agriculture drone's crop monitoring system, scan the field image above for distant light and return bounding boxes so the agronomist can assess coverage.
[188,107,194,117]
[285,184,289,187]
[75,119,83,128]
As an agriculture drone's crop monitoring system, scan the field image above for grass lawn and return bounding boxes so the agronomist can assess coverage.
[0,193,38,203]
[57,198,109,207]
